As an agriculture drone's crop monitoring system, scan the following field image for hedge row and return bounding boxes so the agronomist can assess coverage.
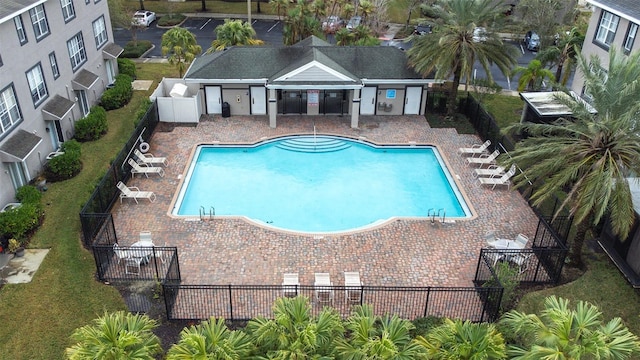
[100,74,133,110]
[74,106,107,142]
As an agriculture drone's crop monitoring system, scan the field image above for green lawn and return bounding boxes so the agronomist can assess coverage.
[0,63,178,360]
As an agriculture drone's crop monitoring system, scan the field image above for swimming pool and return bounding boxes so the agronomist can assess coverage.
[172,135,471,233]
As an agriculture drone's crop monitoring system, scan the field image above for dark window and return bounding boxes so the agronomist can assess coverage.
[29,5,50,41]
[14,16,28,45]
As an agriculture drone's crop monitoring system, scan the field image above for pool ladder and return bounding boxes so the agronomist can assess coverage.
[199,206,215,221]
[428,208,446,225]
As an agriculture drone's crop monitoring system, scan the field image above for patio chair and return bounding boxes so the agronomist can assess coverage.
[116,181,156,204]
[139,231,154,246]
[344,271,363,304]
[465,150,500,167]
[478,165,516,190]
[314,273,334,304]
[113,243,129,265]
[458,140,491,157]
[514,234,529,249]
[128,158,165,178]
[134,149,168,167]
[282,273,300,298]
[125,256,144,275]
[472,164,510,178]
[511,253,533,274]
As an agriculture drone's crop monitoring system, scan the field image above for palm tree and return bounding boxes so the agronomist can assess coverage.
[358,0,375,23]
[270,0,290,21]
[335,27,354,45]
[415,319,507,359]
[246,296,344,358]
[65,311,161,359]
[209,19,264,52]
[535,27,584,86]
[512,59,555,91]
[407,0,519,117]
[167,317,253,359]
[282,0,322,45]
[161,27,203,78]
[311,0,326,21]
[500,296,640,359]
[504,47,640,267]
[335,304,425,359]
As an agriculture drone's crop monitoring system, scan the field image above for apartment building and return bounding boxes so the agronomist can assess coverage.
[0,0,121,207]
[571,0,640,95]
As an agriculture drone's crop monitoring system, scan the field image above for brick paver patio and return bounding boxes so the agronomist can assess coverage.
[112,115,537,288]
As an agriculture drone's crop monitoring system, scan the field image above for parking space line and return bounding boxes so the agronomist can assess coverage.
[268,21,280,32]
[200,19,212,30]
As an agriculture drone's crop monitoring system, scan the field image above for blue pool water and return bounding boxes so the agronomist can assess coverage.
[173,136,471,232]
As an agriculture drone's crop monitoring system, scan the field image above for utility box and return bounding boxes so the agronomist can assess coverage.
[222,102,231,117]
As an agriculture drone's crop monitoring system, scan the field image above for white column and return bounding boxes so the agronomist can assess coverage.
[268,88,277,128]
[351,88,360,128]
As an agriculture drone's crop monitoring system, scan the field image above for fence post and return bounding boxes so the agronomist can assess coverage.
[228,284,233,320]
[422,287,431,317]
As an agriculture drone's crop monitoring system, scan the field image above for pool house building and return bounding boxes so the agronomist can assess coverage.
[152,36,440,127]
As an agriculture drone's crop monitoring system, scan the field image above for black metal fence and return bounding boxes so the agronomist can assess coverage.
[79,102,159,246]
[162,284,503,322]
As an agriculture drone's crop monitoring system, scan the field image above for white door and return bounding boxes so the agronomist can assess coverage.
[105,59,115,84]
[205,86,222,114]
[360,86,376,115]
[75,90,89,116]
[404,86,422,115]
[250,86,266,115]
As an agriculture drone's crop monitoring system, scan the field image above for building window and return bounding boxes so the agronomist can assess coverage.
[60,0,76,22]
[67,33,87,71]
[93,16,107,48]
[624,23,638,53]
[0,54,3,67]
[595,11,619,47]
[85,0,90,5]
[49,52,60,79]
[29,5,50,41]
[14,16,28,45]
[0,85,22,135]
[26,64,48,106]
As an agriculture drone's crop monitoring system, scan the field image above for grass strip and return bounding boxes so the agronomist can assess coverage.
[0,63,177,359]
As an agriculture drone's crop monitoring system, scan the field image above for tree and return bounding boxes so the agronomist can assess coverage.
[512,59,555,91]
[335,304,425,359]
[65,311,161,360]
[167,317,253,359]
[416,319,507,359]
[161,27,203,78]
[245,296,344,358]
[282,0,322,45]
[500,296,640,359]
[407,0,519,117]
[517,0,564,48]
[269,0,289,21]
[535,27,585,86]
[209,19,264,52]
[108,0,145,46]
[504,48,640,267]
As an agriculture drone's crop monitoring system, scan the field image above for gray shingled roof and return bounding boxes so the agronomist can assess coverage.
[102,43,124,59]
[589,0,640,23]
[72,69,99,90]
[42,95,75,120]
[0,129,42,161]
[186,36,423,81]
[0,0,41,24]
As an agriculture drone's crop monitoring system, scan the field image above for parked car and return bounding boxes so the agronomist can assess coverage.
[472,27,487,42]
[322,15,344,33]
[133,10,156,27]
[413,23,432,35]
[523,30,540,51]
[346,16,362,31]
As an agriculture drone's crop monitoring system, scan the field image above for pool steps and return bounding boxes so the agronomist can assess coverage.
[276,136,351,153]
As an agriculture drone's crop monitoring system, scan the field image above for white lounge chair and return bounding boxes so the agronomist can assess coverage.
[128,158,165,178]
[466,150,500,167]
[458,140,491,157]
[282,273,300,298]
[134,149,168,167]
[488,233,529,250]
[478,165,516,189]
[344,271,363,304]
[314,273,334,304]
[139,231,154,246]
[473,164,514,178]
[116,181,156,204]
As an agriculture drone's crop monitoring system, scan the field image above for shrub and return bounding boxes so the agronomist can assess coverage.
[16,185,42,205]
[100,74,133,110]
[117,58,137,79]
[46,140,82,181]
[0,203,41,239]
[135,98,153,126]
[157,14,186,27]
[74,106,108,141]
[411,316,444,337]
[121,40,152,58]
